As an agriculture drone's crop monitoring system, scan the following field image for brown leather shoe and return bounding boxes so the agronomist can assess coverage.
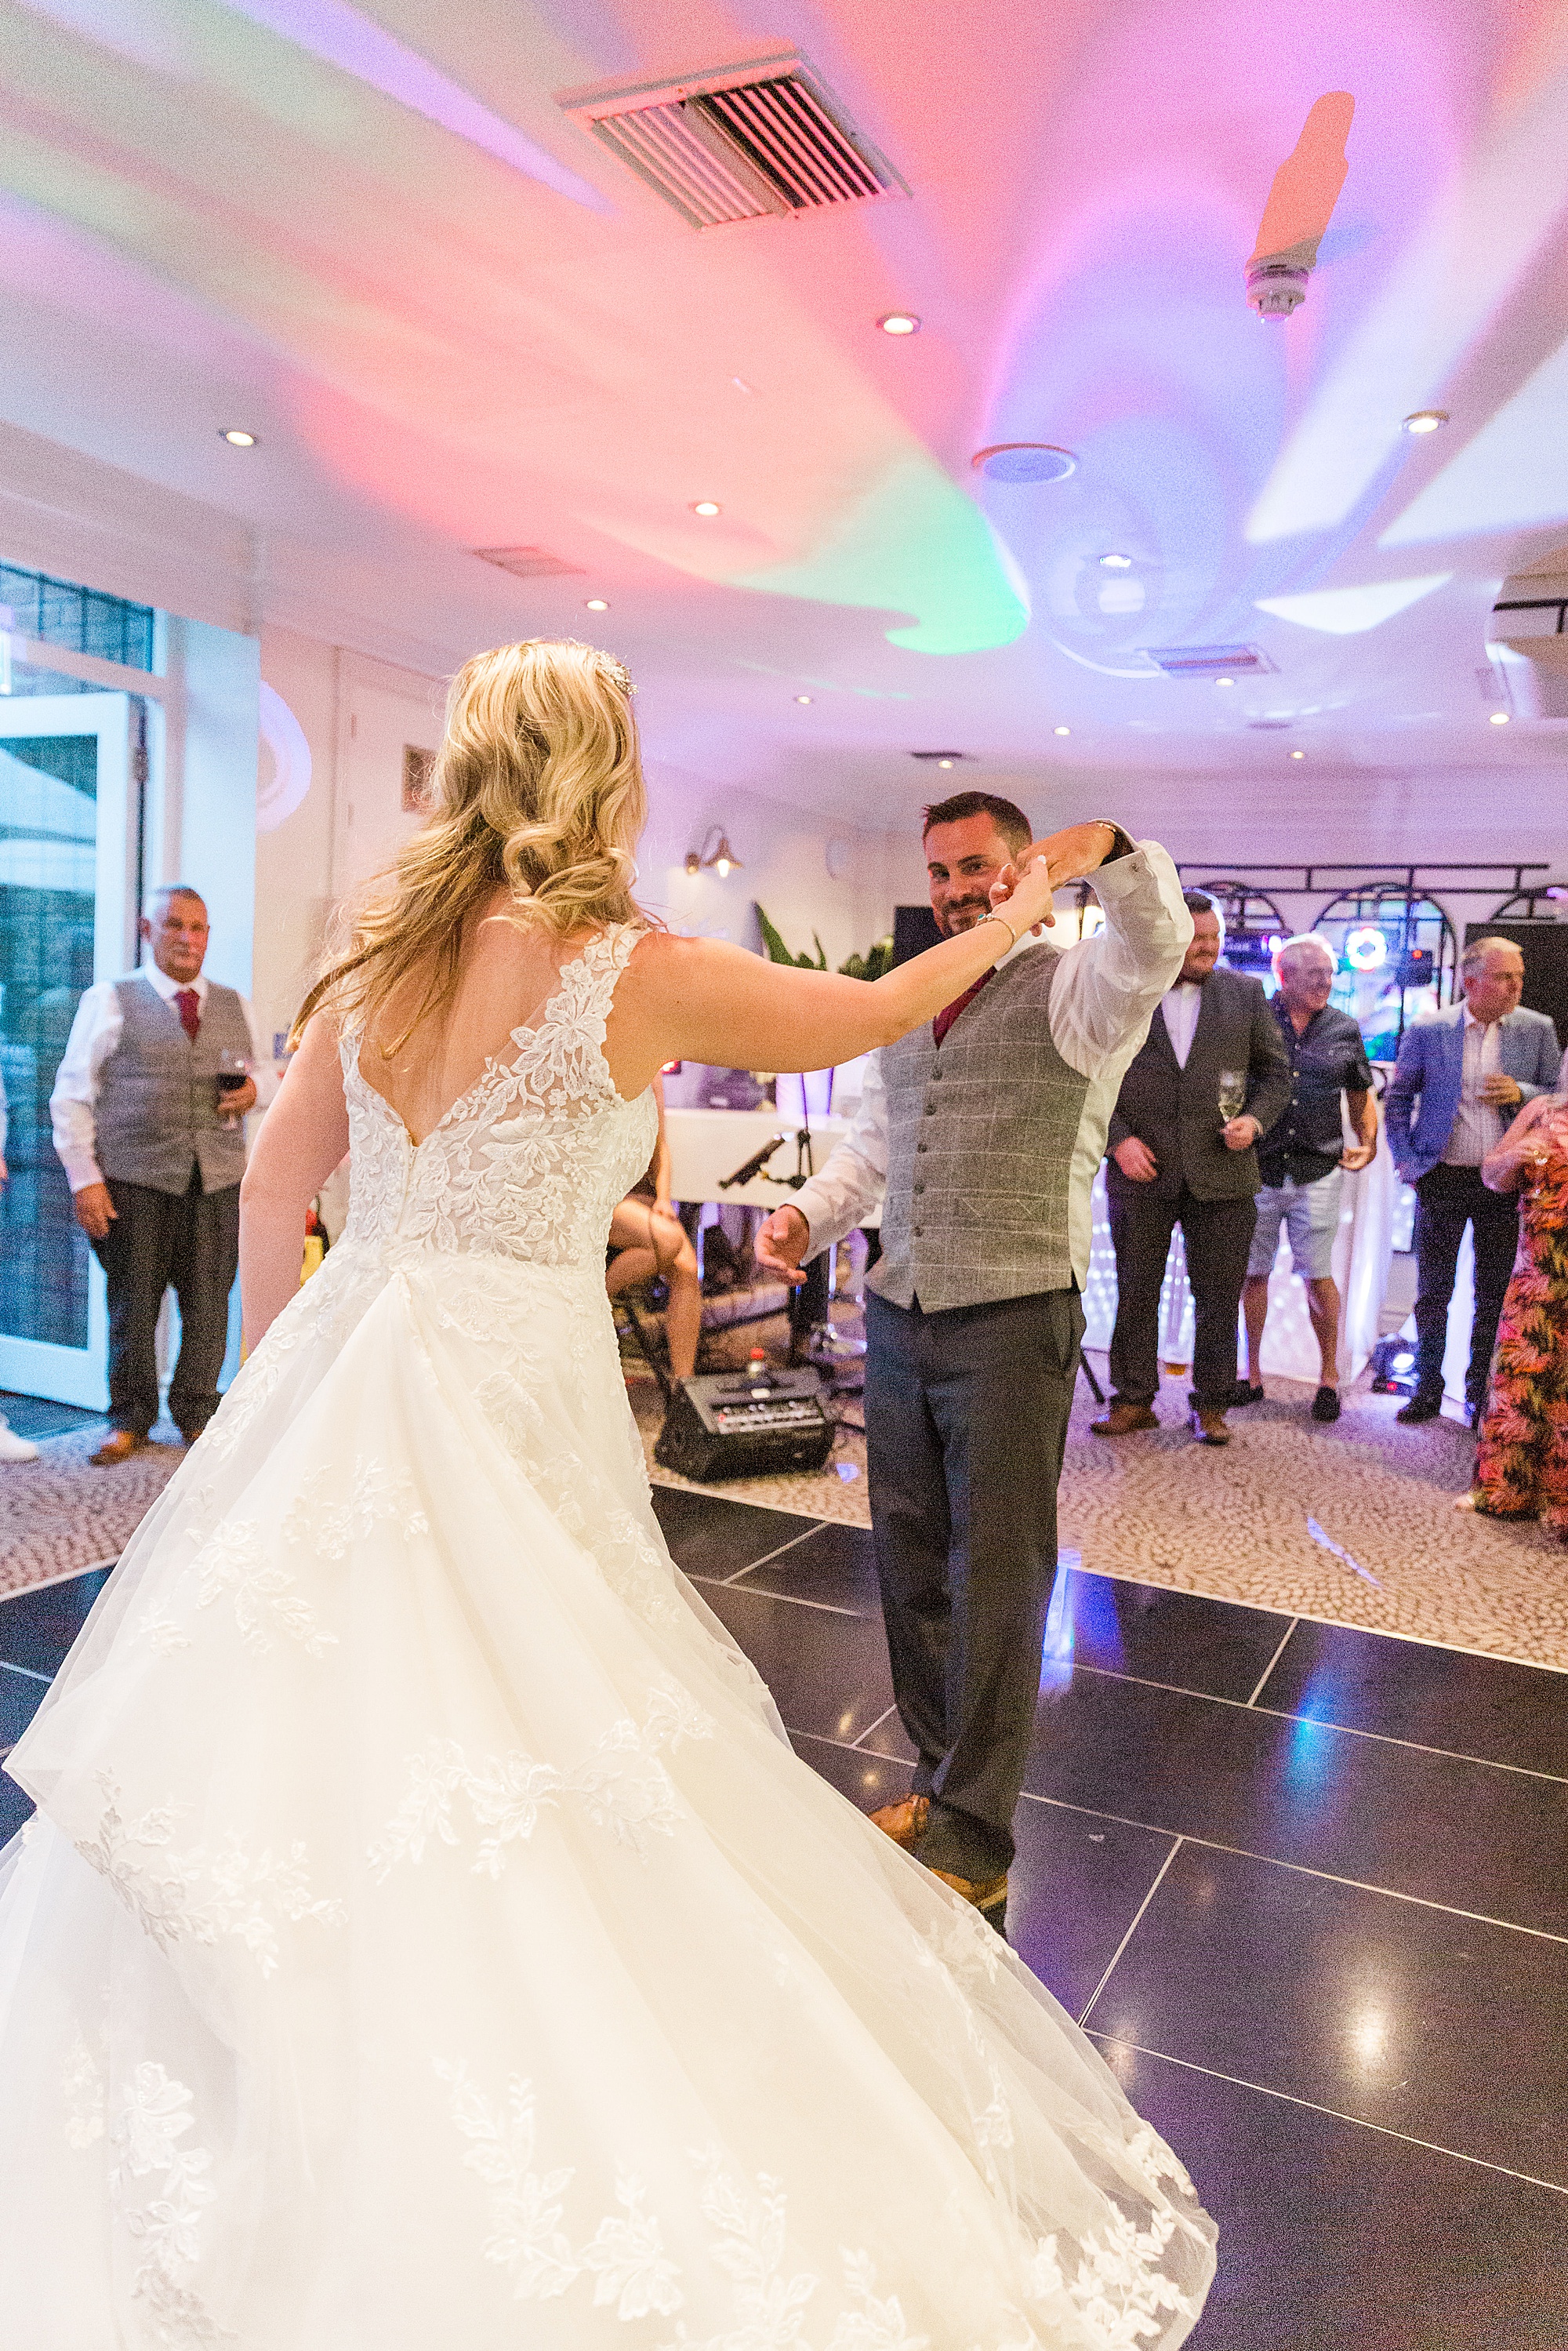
[89,1429,149,1468]
[927,1864,1009,1914]
[1189,1407,1230,1446]
[869,1794,931,1850]
[1090,1402,1159,1437]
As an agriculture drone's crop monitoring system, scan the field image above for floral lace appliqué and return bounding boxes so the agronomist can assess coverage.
[368,1688,714,1881]
[109,2061,234,2346]
[78,1775,345,1978]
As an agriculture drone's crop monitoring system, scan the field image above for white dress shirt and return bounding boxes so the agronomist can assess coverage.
[790,841,1192,1289]
[1442,1005,1504,1168]
[1160,981,1203,1070]
[49,966,277,1194]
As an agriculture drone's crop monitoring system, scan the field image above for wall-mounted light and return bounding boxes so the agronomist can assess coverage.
[685,826,742,879]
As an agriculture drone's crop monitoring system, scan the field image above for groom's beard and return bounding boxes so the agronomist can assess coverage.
[938,897,993,937]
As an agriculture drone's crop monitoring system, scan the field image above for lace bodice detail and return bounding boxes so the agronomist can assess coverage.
[338,925,657,1269]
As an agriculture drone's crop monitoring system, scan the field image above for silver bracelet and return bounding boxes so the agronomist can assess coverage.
[981,911,1018,956]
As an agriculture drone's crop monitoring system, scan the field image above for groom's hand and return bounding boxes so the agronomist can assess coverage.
[756,1205,811,1284]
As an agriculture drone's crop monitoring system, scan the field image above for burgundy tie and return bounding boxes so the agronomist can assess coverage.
[174,989,201,1042]
[932,965,994,1049]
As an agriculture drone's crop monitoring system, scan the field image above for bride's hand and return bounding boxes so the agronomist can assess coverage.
[989,854,1058,935]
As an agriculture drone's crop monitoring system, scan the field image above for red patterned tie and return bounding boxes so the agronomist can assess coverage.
[932,966,994,1049]
[174,989,201,1042]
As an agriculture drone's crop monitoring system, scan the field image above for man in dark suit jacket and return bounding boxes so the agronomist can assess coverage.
[1095,892,1291,1444]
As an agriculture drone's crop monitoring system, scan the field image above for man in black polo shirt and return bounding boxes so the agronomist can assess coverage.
[1238,934,1377,1422]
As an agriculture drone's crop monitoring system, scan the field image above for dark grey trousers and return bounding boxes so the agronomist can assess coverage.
[864,1285,1083,1881]
[1411,1163,1520,1408]
[91,1168,240,1439]
[1107,1184,1256,1409]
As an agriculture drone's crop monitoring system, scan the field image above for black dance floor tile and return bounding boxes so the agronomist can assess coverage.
[1089,1841,1568,2187]
[0,1764,33,1844]
[1009,1800,1178,2020]
[1097,2041,1568,2351]
[737,1523,881,1615]
[698,1580,895,1745]
[651,1487,819,1579]
[1053,1568,1292,1705]
[792,1731,913,1817]
[1259,1619,1568,1780]
[1014,1670,1568,1935]
[0,1665,48,1747]
[0,1568,111,1677]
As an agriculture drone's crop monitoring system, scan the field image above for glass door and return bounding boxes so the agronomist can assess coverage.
[0,690,136,1405]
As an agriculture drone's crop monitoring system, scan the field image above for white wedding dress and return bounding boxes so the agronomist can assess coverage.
[0,927,1215,2349]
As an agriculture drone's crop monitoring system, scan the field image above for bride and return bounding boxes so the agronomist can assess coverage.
[0,641,1214,2346]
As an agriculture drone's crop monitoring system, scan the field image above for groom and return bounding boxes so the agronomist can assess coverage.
[757,793,1189,1928]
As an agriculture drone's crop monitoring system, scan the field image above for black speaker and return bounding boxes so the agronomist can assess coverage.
[654,1366,835,1482]
[1462,921,1568,1048]
[892,903,942,966]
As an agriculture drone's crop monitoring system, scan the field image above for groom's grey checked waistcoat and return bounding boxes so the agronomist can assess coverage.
[96,973,252,1194]
[869,947,1088,1314]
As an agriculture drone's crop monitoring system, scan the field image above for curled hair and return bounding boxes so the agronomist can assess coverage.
[294,639,648,1049]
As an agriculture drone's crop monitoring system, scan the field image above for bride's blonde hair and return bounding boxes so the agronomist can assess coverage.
[294,638,648,1048]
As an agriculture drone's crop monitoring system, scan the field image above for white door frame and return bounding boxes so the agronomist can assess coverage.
[0,692,136,1406]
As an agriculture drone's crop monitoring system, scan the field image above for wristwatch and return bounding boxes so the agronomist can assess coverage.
[1090,821,1135,863]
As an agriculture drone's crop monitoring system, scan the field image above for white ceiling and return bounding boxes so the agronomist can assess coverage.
[2,0,1568,837]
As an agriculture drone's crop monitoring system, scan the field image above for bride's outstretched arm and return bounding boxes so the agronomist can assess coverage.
[239,1015,352,1349]
[605,830,1098,1097]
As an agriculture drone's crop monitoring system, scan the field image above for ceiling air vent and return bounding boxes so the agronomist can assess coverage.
[473,547,585,580]
[1144,644,1277,677]
[559,53,907,230]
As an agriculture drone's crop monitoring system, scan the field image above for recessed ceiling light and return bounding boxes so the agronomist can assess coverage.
[1054,725,1071,736]
[937,758,956,769]
[1403,409,1449,435]
[972,443,1076,485]
[795,694,813,705]
[220,427,257,447]
[584,598,609,612]
[1099,552,1133,569]
[877,312,920,336]
[1290,747,1306,758]
[1215,676,1236,688]
[1490,709,1511,724]
[690,500,722,517]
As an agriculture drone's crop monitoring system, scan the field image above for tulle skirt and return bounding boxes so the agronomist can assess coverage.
[0,1240,1215,2346]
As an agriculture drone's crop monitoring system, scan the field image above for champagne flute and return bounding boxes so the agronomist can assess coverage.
[216,1046,251,1131]
[1217,1069,1246,1125]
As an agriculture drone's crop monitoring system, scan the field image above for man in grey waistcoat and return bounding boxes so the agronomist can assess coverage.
[51,885,271,1466]
[757,792,1190,1929]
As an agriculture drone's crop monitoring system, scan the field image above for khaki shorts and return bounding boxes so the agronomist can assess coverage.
[1248,1169,1344,1281]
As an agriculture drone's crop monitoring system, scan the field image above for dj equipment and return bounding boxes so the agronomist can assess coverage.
[655,1359,835,1482]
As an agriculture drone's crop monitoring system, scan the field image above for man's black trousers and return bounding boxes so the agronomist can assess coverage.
[1106,1183,1255,1410]
[864,1285,1083,1883]
[90,1168,241,1440]
[1411,1162,1520,1408]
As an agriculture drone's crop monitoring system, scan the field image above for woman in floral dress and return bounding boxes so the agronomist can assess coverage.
[1460,1087,1568,1535]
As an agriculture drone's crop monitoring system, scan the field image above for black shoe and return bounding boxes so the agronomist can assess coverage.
[1311,1385,1341,1423]
[1396,1392,1442,1425]
[1228,1381,1265,1408]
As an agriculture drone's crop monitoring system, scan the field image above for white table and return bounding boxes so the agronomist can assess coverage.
[664,1107,873,1215]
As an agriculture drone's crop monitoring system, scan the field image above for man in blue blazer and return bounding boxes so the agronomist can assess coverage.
[1385,938,1562,1423]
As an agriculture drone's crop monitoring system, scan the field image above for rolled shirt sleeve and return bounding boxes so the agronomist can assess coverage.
[1046,841,1194,1080]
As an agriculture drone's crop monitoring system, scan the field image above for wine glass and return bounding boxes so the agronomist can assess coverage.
[215,1046,251,1131]
[1217,1069,1246,1124]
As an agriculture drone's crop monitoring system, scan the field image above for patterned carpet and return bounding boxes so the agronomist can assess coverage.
[0,1426,185,1599]
[634,1339,1568,1675]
